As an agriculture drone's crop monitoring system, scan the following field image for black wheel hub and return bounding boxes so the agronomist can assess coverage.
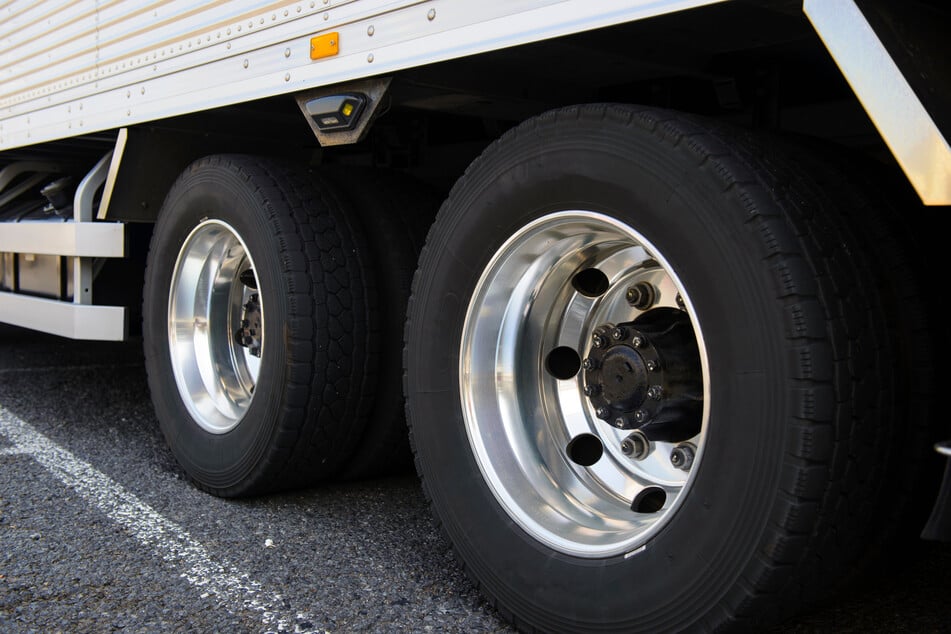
[583,308,702,442]
[598,345,648,412]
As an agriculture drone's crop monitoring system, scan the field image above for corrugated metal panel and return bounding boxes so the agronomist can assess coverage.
[0,0,101,99]
[0,0,725,151]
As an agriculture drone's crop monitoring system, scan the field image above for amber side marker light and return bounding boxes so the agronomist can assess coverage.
[310,32,339,60]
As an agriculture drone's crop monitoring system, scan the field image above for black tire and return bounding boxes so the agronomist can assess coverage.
[761,137,943,565]
[319,167,440,479]
[693,125,942,608]
[403,105,895,631]
[143,155,377,497]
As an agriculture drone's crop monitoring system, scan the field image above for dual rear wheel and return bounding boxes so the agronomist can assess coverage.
[143,155,430,495]
[405,104,936,631]
[143,105,936,630]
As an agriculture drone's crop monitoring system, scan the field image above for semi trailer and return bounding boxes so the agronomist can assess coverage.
[1,0,948,631]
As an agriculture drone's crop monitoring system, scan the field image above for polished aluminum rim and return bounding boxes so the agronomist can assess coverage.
[168,219,262,434]
[460,211,709,558]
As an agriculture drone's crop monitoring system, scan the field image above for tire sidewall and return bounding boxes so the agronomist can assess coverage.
[144,160,289,491]
[407,117,789,628]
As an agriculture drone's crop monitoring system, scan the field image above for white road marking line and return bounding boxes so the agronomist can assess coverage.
[0,362,143,375]
[0,407,315,633]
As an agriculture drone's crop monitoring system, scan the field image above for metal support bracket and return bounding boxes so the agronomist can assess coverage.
[0,141,128,341]
[73,150,113,306]
[295,77,392,147]
[0,291,126,341]
[804,0,951,205]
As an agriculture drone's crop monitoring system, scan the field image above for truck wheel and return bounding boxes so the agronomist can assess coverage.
[404,105,891,630]
[758,135,942,565]
[143,155,376,497]
[319,167,440,479]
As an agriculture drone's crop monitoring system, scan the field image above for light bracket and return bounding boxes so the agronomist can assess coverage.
[294,77,391,147]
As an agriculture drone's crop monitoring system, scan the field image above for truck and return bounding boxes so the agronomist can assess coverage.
[1,0,948,630]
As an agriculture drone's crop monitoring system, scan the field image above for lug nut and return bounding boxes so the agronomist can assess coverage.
[633,409,649,424]
[646,360,659,372]
[631,335,646,348]
[582,357,598,371]
[583,384,601,397]
[625,282,656,310]
[676,293,686,309]
[620,430,650,460]
[647,385,664,400]
[611,326,627,341]
[614,416,627,427]
[670,443,696,471]
[592,333,606,349]
[596,406,610,420]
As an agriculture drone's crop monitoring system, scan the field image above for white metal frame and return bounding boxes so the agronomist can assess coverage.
[805,0,951,205]
[0,291,126,340]
[0,222,124,257]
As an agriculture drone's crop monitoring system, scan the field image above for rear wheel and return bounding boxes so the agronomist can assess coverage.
[144,155,376,496]
[404,105,894,631]
[318,167,440,479]
[756,134,942,572]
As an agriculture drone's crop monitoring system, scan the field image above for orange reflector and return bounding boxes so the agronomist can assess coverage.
[310,32,339,60]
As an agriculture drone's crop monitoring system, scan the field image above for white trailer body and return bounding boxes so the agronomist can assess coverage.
[1,1,948,202]
[1,1,948,631]
[0,0,726,147]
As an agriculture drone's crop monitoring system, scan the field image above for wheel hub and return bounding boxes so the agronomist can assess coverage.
[459,210,709,556]
[235,290,262,358]
[584,308,702,442]
[167,219,261,434]
[597,344,648,412]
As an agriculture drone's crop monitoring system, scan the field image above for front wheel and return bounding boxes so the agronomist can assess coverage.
[404,105,895,631]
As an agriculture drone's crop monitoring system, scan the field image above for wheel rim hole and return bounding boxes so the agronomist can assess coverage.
[545,346,581,380]
[566,433,604,466]
[631,487,666,514]
[571,268,609,298]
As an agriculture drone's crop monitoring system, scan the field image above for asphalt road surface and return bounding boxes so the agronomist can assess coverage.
[1,324,948,633]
